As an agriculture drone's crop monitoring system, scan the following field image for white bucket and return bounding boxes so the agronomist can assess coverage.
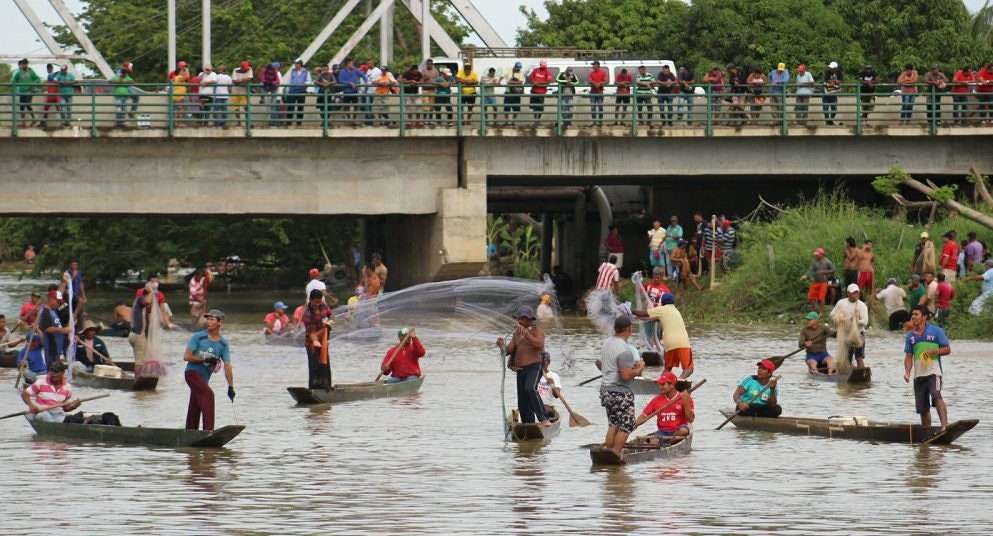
[93,364,122,379]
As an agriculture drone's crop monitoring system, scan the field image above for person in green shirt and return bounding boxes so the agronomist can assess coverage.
[908,274,926,315]
[54,64,76,126]
[111,68,135,126]
[555,66,579,127]
[635,65,655,123]
[11,58,41,126]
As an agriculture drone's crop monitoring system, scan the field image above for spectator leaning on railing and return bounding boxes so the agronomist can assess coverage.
[924,64,948,125]
[897,64,919,122]
[822,61,843,125]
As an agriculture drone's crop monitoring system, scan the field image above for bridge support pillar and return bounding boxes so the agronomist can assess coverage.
[384,160,487,287]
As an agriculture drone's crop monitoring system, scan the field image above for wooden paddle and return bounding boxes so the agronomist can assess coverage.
[715,375,780,431]
[1,393,110,421]
[578,374,602,386]
[545,374,591,427]
[632,378,706,432]
[376,329,413,382]
[78,339,115,366]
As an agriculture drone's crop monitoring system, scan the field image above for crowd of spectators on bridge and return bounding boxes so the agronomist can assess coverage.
[9,55,993,129]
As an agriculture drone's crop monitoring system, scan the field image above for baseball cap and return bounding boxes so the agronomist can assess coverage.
[47,290,60,300]
[653,266,665,275]
[274,301,287,310]
[308,268,320,278]
[657,371,678,385]
[777,62,786,70]
[204,309,225,320]
[813,247,825,256]
[514,306,536,320]
[846,283,860,294]
[828,61,838,69]
[659,293,675,306]
[398,327,410,339]
[805,311,819,320]
[309,289,324,301]
[757,359,777,372]
[920,231,929,239]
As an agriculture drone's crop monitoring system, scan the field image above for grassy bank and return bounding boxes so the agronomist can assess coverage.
[663,196,993,339]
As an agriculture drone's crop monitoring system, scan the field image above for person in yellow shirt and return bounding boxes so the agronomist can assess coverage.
[170,65,190,125]
[633,293,694,379]
[456,61,480,124]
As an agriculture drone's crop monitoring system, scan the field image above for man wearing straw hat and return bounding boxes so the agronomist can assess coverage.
[73,319,112,373]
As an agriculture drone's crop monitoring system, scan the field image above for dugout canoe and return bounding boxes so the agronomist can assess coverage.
[718,410,978,445]
[29,420,244,448]
[72,369,158,391]
[507,408,561,444]
[0,350,17,368]
[590,433,693,466]
[287,375,424,404]
[631,377,691,396]
[641,351,662,368]
[808,366,872,385]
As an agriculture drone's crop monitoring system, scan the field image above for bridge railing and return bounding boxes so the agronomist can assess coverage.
[0,82,986,137]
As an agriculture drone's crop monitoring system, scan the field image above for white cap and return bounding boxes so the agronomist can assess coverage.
[846,283,860,294]
[828,61,838,69]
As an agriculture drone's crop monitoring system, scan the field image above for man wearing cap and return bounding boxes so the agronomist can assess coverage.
[596,316,646,455]
[183,310,234,431]
[74,320,112,373]
[456,60,480,123]
[830,284,870,369]
[502,62,525,124]
[634,371,694,445]
[904,305,951,429]
[768,62,789,122]
[39,290,70,366]
[529,60,553,121]
[264,302,291,336]
[305,268,327,301]
[939,231,960,284]
[21,360,80,423]
[800,248,835,313]
[643,267,672,307]
[380,327,426,383]
[588,60,608,125]
[912,231,936,276]
[876,278,909,330]
[822,61,843,125]
[732,359,781,418]
[799,312,835,373]
[231,60,253,126]
[634,293,694,379]
[303,289,334,390]
[497,306,550,427]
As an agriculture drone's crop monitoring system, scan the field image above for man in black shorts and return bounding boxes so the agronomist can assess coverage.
[903,305,951,429]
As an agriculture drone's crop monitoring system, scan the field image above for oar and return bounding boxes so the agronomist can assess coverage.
[768,347,805,368]
[0,393,110,421]
[375,330,413,382]
[578,374,601,386]
[546,375,590,427]
[715,375,780,431]
[14,368,22,390]
[632,378,706,432]
[78,340,114,365]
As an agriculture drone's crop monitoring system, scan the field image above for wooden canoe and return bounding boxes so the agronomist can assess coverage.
[29,419,244,448]
[72,369,158,391]
[641,351,662,368]
[718,410,978,445]
[631,377,691,396]
[507,407,561,444]
[0,350,17,368]
[590,433,693,466]
[808,366,872,384]
[287,375,424,404]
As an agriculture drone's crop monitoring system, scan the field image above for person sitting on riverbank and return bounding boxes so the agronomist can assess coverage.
[634,371,694,445]
[876,278,909,330]
[264,302,290,336]
[20,360,80,423]
[379,328,425,383]
[732,359,781,418]
[799,312,835,374]
[74,320,112,373]
[800,248,835,314]
[633,293,694,379]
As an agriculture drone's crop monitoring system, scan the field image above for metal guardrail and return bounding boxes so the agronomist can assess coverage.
[0,83,988,138]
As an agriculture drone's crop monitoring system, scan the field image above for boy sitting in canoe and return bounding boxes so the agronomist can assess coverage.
[732,359,782,418]
[20,360,81,422]
[536,353,561,420]
[633,371,694,446]
[380,328,425,383]
[798,312,835,374]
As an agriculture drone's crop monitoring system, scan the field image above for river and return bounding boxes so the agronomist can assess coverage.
[1,276,991,534]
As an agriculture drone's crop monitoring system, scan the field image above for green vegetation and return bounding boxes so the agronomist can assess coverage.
[0,217,357,286]
[678,194,993,339]
[487,215,542,278]
[519,0,993,78]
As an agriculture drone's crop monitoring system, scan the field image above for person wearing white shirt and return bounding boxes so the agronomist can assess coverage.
[305,268,327,302]
[212,65,233,127]
[876,278,909,330]
[536,353,561,417]
[830,284,870,368]
[199,65,218,126]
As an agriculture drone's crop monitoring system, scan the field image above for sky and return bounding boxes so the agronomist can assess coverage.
[0,0,988,63]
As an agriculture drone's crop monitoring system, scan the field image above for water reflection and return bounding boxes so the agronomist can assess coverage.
[906,446,944,494]
[508,455,546,533]
[597,467,638,535]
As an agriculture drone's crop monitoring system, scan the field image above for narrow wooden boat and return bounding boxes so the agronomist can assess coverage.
[72,369,158,391]
[287,375,424,404]
[641,351,662,368]
[718,410,978,445]
[808,366,872,384]
[631,377,690,396]
[0,350,17,368]
[97,326,130,338]
[114,361,135,373]
[590,433,693,466]
[507,407,561,444]
[29,420,244,448]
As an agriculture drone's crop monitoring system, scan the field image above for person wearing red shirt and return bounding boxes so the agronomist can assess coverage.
[939,231,960,284]
[643,268,672,306]
[588,60,609,125]
[604,225,624,268]
[41,63,60,128]
[935,272,956,324]
[529,60,553,121]
[380,328,426,382]
[976,63,993,123]
[614,68,633,125]
[634,371,694,445]
[952,66,975,124]
[19,292,41,326]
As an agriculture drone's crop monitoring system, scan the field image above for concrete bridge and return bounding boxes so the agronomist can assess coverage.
[2,126,992,286]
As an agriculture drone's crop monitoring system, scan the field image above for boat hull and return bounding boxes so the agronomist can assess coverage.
[0,350,16,368]
[29,420,244,448]
[719,410,978,445]
[288,375,424,404]
[72,370,158,391]
[590,434,693,466]
[507,408,561,444]
[630,377,691,395]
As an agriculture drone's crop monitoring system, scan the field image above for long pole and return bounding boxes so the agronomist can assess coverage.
[168,0,176,72]
[420,0,431,62]
[201,0,211,67]
[709,215,717,290]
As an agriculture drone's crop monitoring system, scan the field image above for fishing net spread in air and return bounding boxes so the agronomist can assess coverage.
[137,285,169,378]
[585,271,661,355]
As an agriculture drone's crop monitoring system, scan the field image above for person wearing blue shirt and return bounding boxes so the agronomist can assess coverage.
[768,63,790,123]
[17,334,47,384]
[903,305,951,429]
[336,57,363,124]
[732,359,781,417]
[183,309,235,431]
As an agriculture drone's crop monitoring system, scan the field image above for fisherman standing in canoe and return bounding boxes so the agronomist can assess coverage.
[183,309,235,431]
[904,305,951,430]
[633,371,694,445]
[497,306,552,427]
[380,328,425,383]
[302,289,334,390]
[596,316,646,455]
[799,312,835,374]
[632,293,694,379]
[830,284,869,369]
[732,359,782,417]
[20,360,80,423]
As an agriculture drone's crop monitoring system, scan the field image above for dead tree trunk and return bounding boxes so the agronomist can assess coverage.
[901,177,993,230]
